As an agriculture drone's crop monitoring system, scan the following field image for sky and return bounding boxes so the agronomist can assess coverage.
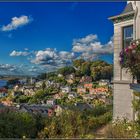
[0,2,126,76]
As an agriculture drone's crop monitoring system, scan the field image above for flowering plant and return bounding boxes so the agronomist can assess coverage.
[119,39,140,81]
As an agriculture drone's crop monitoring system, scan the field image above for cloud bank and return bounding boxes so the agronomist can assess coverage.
[7,34,113,75]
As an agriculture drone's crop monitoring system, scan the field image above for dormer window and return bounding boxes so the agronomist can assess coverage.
[123,25,133,48]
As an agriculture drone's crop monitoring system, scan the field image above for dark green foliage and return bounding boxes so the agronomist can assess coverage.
[38,109,112,138]
[42,81,46,91]
[84,105,112,117]
[38,72,57,80]
[73,59,85,68]
[0,104,112,138]
[58,66,75,76]
[15,95,31,103]
[28,90,46,104]
[81,62,91,76]
[0,108,38,138]
[90,60,113,81]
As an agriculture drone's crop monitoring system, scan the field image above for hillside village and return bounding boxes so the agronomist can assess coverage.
[0,60,113,117]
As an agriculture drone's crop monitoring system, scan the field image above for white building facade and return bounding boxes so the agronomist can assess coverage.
[109,1,140,120]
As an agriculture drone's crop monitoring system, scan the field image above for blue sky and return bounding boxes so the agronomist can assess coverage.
[0,2,126,76]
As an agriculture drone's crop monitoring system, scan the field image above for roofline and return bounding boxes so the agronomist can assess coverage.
[108,11,135,20]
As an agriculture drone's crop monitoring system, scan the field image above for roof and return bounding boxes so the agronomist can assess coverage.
[109,2,135,21]
[0,88,8,93]
[0,103,5,108]
[75,103,93,111]
[121,2,134,14]
[19,104,52,113]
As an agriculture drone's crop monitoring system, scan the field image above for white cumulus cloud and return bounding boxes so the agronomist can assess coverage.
[1,15,32,32]
[10,50,30,56]
[72,34,113,60]
[31,48,75,67]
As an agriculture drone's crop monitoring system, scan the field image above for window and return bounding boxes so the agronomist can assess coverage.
[123,25,133,48]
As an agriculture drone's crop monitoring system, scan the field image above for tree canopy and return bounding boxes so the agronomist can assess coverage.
[38,59,113,81]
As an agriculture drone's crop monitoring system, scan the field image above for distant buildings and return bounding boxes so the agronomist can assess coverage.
[19,104,54,117]
[66,73,75,84]
[46,99,56,106]
[99,79,109,86]
[92,87,109,94]
[84,83,93,89]
[74,103,93,111]
[77,86,86,94]
[0,88,8,98]
[68,92,77,99]
[1,100,13,106]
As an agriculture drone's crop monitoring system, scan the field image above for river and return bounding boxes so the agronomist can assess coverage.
[0,80,7,88]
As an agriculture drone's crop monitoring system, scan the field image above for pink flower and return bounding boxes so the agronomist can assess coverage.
[120,51,124,56]
[128,46,133,50]
[119,57,122,61]
[132,42,136,46]
[125,48,129,53]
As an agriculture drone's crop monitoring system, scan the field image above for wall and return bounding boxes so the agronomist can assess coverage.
[113,19,134,120]
[113,83,134,120]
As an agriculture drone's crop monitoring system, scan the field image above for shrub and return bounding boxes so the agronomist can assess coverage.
[105,119,137,138]
[85,106,110,117]
[88,112,112,130]
[38,110,91,138]
[0,108,37,138]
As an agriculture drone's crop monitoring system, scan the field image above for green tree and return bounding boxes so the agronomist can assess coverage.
[90,60,113,81]
[58,66,75,76]
[73,59,85,68]
[42,81,46,91]
[81,62,91,76]
[38,110,90,138]
[16,95,31,103]
[0,109,37,138]
[29,90,46,104]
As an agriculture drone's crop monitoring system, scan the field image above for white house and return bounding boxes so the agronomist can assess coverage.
[35,81,44,88]
[109,1,140,120]
[58,74,63,78]
[99,79,109,86]
[14,84,20,91]
[54,105,64,116]
[46,99,56,106]
[61,86,71,93]
[24,89,35,96]
[68,92,77,99]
